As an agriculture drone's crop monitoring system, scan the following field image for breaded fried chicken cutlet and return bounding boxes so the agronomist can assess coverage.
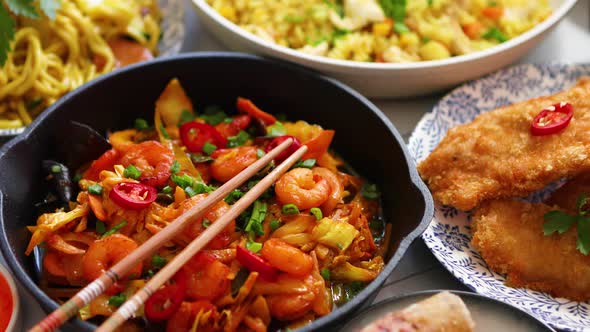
[472,200,590,301]
[419,77,590,211]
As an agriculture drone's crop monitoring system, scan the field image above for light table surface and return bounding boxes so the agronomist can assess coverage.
[5,0,590,329]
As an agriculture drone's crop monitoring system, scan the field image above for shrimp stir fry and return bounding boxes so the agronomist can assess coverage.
[26,79,388,331]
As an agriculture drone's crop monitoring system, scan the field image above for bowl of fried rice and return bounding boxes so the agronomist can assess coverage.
[192,0,577,98]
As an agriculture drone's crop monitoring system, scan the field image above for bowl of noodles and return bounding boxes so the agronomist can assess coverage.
[191,0,577,97]
[0,53,433,331]
[0,0,185,141]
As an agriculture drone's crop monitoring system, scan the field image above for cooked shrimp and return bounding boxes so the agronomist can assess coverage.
[210,146,258,182]
[275,168,331,210]
[43,250,86,285]
[266,292,315,321]
[312,167,344,215]
[120,141,174,187]
[184,253,231,301]
[261,238,313,277]
[179,194,235,249]
[82,234,142,282]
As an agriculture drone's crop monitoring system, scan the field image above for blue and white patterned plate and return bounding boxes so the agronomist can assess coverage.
[408,63,590,332]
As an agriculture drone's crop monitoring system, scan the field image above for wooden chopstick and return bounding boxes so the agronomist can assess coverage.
[97,144,308,332]
[30,138,295,332]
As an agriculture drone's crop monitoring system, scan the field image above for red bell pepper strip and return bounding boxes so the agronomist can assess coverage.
[145,269,188,322]
[302,130,335,160]
[109,182,157,210]
[179,122,227,152]
[530,102,573,136]
[236,246,278,281]
[265,135,302,163]
[236,97,276,126]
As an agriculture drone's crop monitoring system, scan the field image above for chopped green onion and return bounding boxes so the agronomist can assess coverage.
[320,268,331,281]
[134,118,149,130]
[245,200,267,236]
[170,160,181,174]
[161,186,173,195]
[282,204,300,215]
[184,186,197,197]
[101,221,128,238]
[267,121,287,137]
[159,124,171,139]
[88,184,103,196]
[171,174,194,189]
[310,207,323,220]
[123,165,141,180]
[96,221,106,235]
[227,130,250,148]
[361,183,380,200]
[483,27,508,43]
[269,219,282,232]
[246,240,263,253]
[72,173,82,183]
[178,110,195,125]
[202,218,212,228]
[256,149,266,159]
[223,117,233,123]
[202,142,217,155]
[191,154,214,163]
[108,294,126,307]
[50,165,61,173]
[225,189,244,205]
[151,254,167,269]
[194,182,213,194]
[293,159,316,169]
[201,106,228,125]
[394,22,409,34]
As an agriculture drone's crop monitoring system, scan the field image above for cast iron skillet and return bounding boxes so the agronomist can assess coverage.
[0,53,433,331]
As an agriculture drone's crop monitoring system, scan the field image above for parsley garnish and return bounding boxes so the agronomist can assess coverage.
[543,194,590,255]
[1,0,61,65]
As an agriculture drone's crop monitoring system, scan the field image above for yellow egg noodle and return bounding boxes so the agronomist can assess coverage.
[0,0,161,129]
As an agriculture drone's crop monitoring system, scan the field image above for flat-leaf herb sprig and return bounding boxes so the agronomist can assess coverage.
[543,193,590,255]
[0,0,60,65]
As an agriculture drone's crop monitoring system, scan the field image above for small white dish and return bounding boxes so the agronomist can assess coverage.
[191,0,577,98]
[0,263,21,332]
[408,63,590,332]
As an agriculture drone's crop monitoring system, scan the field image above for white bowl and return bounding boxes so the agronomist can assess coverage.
[0,264,21,332]
[191,0,577,98]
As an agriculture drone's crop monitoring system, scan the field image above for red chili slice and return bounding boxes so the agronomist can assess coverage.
[531,102,574,136]
[145,269,188,322]
[236,246,278,281]
[236,97,276,126]
[109,182,157,210]
[265,135,302,163]
[215,114,252,138]
[180,122,227,152]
